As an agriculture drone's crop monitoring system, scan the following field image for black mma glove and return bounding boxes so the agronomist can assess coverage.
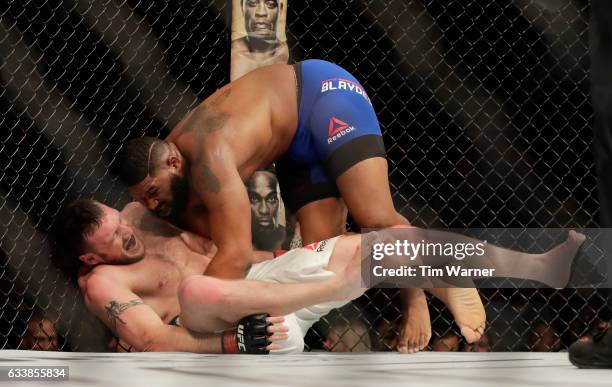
[221,313,272,354]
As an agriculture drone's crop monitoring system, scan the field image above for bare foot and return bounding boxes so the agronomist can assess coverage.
[537,230,586,289]
[427,288,486,343]
[397,289,432,354]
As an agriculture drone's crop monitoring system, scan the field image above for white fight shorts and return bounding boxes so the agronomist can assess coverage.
[246,236,349,354]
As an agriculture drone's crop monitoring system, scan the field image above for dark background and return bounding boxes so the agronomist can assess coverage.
[0,0,608,351]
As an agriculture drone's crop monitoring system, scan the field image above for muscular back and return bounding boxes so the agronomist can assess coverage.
[167,63,298,179]
[155,64,299,274]
[162,64,298,239]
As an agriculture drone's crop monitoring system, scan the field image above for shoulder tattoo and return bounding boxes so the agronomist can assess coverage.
[105,299,144,331]
[182,88,232,136]
[211,88,232,107]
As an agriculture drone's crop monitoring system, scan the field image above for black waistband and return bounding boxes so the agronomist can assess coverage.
[292,62,303,113]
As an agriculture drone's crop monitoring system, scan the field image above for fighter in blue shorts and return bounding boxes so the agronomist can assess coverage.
[276,60,387,218]
[118,59,447,354]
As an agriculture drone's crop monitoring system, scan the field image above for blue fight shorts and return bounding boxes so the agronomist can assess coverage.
[276,59,386,212]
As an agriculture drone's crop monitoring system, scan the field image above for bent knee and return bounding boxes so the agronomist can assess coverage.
[178,275,226,310]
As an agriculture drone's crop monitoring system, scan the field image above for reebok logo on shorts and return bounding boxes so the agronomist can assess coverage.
[328,117,356,144]
[303,239,329,252]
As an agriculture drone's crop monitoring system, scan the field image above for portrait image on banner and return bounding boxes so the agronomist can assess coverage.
[246,170,286,251]
[231,0,289,80]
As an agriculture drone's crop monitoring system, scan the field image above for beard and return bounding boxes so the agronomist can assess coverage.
[165,173,190,224]
[111,254,145,265]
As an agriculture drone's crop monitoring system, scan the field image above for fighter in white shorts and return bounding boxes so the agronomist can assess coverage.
[54,199,583,354]
[172,237,348,353]
[245,237,349,353]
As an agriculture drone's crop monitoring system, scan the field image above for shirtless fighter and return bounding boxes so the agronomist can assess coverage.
[54,199,585,354]
[54,199,290,354]
[117,60,435,352]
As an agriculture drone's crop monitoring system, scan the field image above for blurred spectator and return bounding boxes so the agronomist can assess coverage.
[528,322,561,352]
[432,332,461,352]
[247,170,286,251]
[578,320,612,344]
[21,313,59,351]
[324,318,371,352]
[569,302,599,344]
[463,333,491,352]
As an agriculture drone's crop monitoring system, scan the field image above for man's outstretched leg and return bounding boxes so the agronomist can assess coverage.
[331,232,481,347]
[177,243,365,334]
[177,240,366,353]
[371,227,586,289]
[362,227,586,343]
[178,276,340,332]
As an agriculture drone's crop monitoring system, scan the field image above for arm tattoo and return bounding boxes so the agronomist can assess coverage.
[105,299,144,331]
[197,108,229,136]
[200,164,221,193]
[181,88,231,136]
[210,88,231,107]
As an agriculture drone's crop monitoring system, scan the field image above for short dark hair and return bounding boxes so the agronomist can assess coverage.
[247,170,278,192]
[116,136,167,186]
[51,199,103,281]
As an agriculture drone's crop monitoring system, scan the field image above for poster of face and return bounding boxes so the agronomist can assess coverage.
[231,0,290,81]
[246,170,287,251]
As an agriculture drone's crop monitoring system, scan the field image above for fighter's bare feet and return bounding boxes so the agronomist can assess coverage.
[427,288,486,343]
[397,289,431,354]
[537,230,586,289]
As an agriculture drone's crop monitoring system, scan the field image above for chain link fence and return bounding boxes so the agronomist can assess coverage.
[0,0,607,353]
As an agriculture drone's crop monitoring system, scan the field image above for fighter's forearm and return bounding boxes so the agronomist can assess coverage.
[205,248,251,279]
[144,325,222,353]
